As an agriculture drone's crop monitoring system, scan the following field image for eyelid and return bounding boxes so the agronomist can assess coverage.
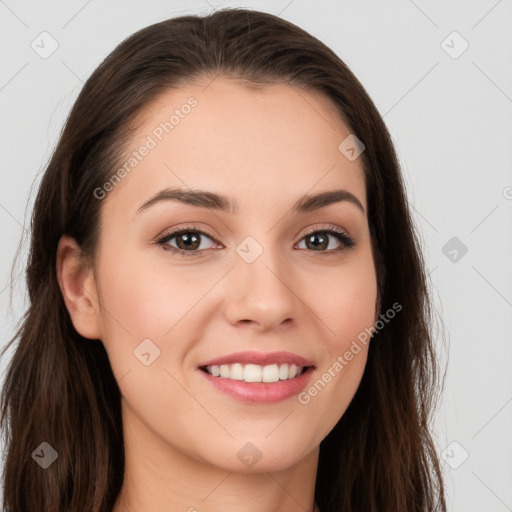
[156,223,350,240]
[302,223,348,237]
[156,223,221,243]
[155,222,355,255]
[299,223,356,250]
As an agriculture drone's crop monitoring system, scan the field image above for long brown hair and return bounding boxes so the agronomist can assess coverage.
[1,8,447,511]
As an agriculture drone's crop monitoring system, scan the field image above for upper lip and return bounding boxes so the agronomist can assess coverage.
[198,351,315,368]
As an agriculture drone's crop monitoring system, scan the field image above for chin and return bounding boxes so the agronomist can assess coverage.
[202,436,315,474]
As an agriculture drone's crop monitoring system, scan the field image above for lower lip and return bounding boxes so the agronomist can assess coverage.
[198,367,315,404]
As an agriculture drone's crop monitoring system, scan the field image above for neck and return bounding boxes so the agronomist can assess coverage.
[113,399,319,512]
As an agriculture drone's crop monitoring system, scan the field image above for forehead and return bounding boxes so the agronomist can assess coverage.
[102,77,367,218]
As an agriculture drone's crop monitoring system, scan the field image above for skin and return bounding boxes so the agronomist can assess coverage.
[57,77,379,512]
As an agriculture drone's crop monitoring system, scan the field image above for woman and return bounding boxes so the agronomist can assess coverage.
[0,7,447,512]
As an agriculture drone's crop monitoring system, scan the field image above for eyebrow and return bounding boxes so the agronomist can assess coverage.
[135,186,366,216]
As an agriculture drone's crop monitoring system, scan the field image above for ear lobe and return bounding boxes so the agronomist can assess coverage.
[56,235,102,340]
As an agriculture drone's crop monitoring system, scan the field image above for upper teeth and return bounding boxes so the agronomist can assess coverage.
[205,363,305,383]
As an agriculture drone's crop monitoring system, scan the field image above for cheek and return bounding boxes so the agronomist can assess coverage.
[93,248,181,375]
[96,247,199,336]
[94,245,218,384]
[309,254,378,351]
[296,258,376,435]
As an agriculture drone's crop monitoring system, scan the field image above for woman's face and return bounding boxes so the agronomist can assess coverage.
[79,77,378,473]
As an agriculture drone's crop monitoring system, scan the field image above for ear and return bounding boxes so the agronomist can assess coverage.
[56,235,102,340]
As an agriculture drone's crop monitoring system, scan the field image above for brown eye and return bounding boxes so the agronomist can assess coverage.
[155,225,355,257]
[297,227,355,252]
[172,231,202,251]
[156,227,218,256]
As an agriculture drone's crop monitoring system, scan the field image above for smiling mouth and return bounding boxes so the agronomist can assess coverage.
[199,363,312,383]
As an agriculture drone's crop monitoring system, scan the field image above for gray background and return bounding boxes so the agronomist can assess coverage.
[1,1,511,510]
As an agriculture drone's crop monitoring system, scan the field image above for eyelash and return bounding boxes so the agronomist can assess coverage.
[155,224,356,257]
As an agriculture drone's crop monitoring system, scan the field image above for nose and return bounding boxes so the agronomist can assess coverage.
[223,242,303,331]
